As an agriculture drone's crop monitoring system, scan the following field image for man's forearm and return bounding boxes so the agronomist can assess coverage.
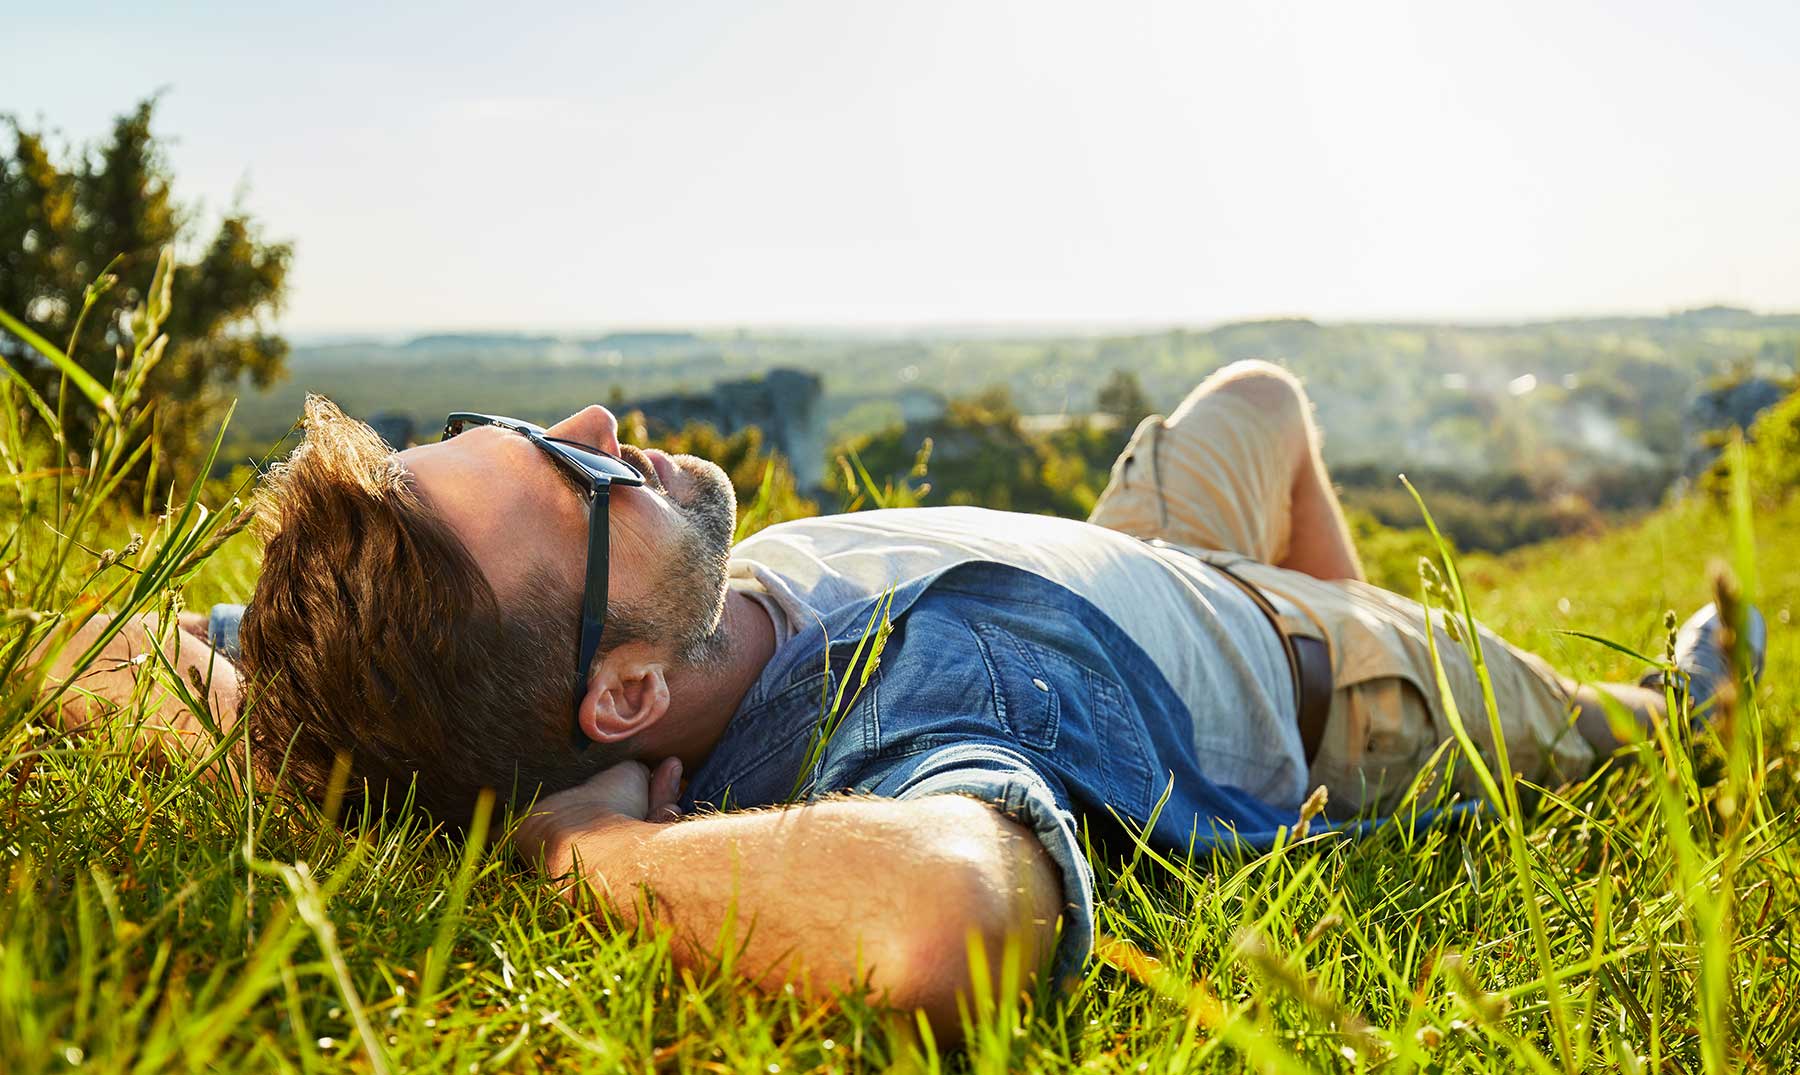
[537,795,1062,1030]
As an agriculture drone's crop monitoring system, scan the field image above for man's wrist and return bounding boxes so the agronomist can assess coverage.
[526,811,651,881]
[207,603,246,660]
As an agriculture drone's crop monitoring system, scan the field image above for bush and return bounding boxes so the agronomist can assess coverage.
[834,385,1126,518]
[1732,386,1800,503]
[1345,509,1444,595]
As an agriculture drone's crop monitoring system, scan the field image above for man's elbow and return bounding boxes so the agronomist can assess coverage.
[888,803,1065,1030]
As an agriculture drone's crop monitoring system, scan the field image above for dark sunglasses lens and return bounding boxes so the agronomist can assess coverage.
[545,438,644,482]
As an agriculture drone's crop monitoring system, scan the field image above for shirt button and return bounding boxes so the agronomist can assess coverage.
[1031,677,1050,692]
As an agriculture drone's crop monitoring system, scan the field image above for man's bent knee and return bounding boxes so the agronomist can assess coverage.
[1206,359,1308,408]
[1177,360,1315,454]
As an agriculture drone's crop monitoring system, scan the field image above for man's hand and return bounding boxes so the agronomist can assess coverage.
[515,757,684,877]
[35,612,241,764]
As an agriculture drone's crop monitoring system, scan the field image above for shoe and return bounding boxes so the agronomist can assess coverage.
[1640,603,1768,721]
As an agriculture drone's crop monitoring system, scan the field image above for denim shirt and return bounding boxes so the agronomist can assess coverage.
[670,561,1352,983]
[212,564,1445,982]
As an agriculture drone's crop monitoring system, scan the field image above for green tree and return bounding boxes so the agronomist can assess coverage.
[1,99,290,473]
[842,384,1097,516]
[1095,367,1152,425]
[1705,383,1800,506]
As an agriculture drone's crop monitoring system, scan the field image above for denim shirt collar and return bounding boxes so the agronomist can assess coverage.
[679,569,951,812]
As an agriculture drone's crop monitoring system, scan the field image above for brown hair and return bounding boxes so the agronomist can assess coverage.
[240,395,618,825]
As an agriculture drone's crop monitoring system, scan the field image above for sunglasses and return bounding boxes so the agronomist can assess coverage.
[442,412,645,750]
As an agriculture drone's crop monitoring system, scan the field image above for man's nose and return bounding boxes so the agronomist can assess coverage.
[547,405,623,458]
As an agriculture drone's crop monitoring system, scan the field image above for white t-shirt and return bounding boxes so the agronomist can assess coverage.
[729,506,1308,808]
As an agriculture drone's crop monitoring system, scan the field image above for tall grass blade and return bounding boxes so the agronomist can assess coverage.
[0,308,115,416]
[1402,475,1577,1071]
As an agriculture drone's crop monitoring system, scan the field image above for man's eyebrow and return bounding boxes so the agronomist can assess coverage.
[549,461,589,500]
[533,443,592,501]
[487,425,589,502]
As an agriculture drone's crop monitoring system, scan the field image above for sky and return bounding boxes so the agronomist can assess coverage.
[10,0,1800,333]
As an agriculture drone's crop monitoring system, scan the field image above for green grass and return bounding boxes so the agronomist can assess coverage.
[4,267,1798,1072]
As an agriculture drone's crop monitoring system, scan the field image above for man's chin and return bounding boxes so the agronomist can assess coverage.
[670,454,736,518]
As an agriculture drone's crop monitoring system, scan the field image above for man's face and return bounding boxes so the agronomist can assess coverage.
[400,405,737,667]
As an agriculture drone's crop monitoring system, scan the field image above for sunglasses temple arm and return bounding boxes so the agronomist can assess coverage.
[582,489,610,637]
[572,488,610,750]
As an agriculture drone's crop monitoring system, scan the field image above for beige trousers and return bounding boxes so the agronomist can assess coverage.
[1088,388,1594,817]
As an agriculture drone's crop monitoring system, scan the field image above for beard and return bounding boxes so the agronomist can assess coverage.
[606,446,736,669]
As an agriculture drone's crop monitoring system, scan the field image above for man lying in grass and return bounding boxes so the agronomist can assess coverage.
[51,360,1766,1033]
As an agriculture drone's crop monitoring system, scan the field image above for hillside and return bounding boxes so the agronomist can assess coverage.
[238,313,1800,478]
[1469,494,1793,700]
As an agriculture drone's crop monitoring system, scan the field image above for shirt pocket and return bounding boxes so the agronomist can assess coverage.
[970,621,1062,750]
[1332,586,1481,702]
[1321,585,1502,774]
[969,622,1156,817]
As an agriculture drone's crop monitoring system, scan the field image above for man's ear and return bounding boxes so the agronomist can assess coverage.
[578,644,672,744]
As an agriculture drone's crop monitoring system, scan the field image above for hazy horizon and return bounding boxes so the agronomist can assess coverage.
[285,304,1800,346]
[15,1,1799,333]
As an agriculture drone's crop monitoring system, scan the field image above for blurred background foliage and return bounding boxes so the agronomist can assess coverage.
[1,98,290,479]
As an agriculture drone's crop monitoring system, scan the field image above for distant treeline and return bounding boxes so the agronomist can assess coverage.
[242,311,1800,468]
[1333,461,1672,554]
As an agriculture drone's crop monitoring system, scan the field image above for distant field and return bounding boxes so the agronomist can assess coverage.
[240,312,1800,475]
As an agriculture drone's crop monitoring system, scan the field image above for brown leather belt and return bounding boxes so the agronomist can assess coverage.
[1207,563,1334,765]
